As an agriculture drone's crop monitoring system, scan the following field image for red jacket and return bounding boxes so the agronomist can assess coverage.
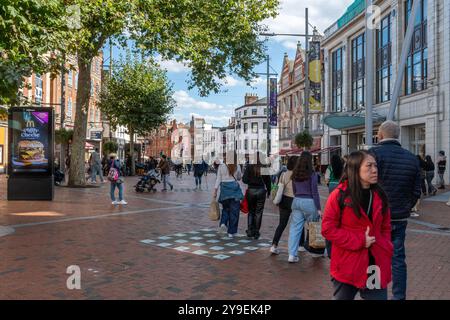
[321,182,393,289]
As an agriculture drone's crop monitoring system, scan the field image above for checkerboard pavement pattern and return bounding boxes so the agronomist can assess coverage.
[140,228,272,260]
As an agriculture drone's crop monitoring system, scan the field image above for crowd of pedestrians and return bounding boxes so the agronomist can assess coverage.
[211,120,447,300]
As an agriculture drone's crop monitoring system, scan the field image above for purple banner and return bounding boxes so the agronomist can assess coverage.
[269,78,277,126]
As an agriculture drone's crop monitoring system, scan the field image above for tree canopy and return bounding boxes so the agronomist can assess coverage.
[99,57,175,136]
[0,0,70,105]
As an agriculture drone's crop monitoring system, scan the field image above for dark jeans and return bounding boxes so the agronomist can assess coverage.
[425,171,436,194]
[219,199,240,235]
[272,195,293,246]
[332,278,388,300]
[391,220,408,300]
[195,175,202,186]
[246,188,266,238]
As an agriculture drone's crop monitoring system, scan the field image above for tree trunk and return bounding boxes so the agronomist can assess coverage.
[68,57,91,186]
[129,125,135,176]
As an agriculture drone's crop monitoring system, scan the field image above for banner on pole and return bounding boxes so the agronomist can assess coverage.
[269,78,277,126]
[308,41,322,112]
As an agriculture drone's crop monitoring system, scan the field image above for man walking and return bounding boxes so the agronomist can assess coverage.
[158,155,173,191]
[90,148,104,183]
[370,120,421,300]
[437,151,447,189]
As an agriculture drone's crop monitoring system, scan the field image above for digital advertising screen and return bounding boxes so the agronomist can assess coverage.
[9,108,52,174]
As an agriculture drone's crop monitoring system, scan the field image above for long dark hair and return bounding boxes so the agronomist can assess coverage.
[341,150,389,218]
[287,156,299,171]
[293,151,313,182]
[330,154,344,180]
[425,155,433,166]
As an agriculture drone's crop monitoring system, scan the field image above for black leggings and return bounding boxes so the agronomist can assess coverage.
[272,195,293,246]
[246,188,267,237]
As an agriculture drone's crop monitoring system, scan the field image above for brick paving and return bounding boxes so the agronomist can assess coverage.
[0,173,449,300]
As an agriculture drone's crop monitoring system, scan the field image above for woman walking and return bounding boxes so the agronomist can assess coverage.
[270,156,298,255]
[242,153,271,240]
[108,153,127,205]
[287,151,321,263]
[213,159,243,237]
[325,154,344,194]
[322,150,393,300]
[425,155,437,196]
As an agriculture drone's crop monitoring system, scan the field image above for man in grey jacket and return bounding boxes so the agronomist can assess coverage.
[90,148,104,183]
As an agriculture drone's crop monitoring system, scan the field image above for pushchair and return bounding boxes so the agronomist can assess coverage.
[54,167,65,186]
[135,168,161,193]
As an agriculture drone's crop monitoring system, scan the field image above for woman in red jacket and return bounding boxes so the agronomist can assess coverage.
[322,150,393,300]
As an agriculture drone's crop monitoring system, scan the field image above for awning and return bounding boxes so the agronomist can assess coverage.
[278,146,321,156]
[313,146,341,155]
[323,110,385,130]
[85,142,95,150]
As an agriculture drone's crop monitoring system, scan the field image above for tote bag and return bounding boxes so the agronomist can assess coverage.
[240,190,249,214]
[208,200,220,221]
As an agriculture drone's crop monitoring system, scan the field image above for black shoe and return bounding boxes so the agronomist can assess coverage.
[439,186,445,190]
[254,234,260,240]
[246,230,254,238]
[432,190,437,196]
[170,185,173,191]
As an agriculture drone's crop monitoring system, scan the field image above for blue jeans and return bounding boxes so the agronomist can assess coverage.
[391,220,408,300]
[425,171,436,194]
[110,182,123,201]
[91,164,104,182]
[288,197,318,257]
[219,199,240,234]
[162,174,173,190]
[195,175,202,186]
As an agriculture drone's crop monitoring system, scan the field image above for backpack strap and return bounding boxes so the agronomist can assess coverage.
[336,187,346,228]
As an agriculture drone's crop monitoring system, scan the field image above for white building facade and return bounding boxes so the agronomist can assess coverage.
[321,0,450,183]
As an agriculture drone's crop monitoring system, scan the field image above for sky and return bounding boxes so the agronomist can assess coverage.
[104,0,355,128]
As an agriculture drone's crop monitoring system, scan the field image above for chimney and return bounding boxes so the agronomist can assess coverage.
[245,93,259,105]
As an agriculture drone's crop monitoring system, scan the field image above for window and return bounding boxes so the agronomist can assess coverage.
[405,0,428,95]
[252,122,258,133]
[251,139,258,150]
[68,70,73,87]
[75,73,78,90]
[252,109,257,115]
[67,98,72,118]
[244,123,248,133]
[244,110,247,116]
[264,108,267,115]
[352,33,365,109]
[376,14,392,103]
[90,82,94,96]
[263,122,267,130]
[244,139,248,150]
[332,47,343,112]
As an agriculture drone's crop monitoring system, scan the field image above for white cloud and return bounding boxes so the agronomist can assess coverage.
[250,77,266,87]
[173,90,225,110]
[262,0,355,49]
[155,56,190,73]
[219,75,242,87]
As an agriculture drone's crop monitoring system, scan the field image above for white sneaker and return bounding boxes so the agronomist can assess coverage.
[112,201,118,205]
[447,202,450,207]
[91,181,97,184]
[298,246,306,252]
[218,224,227,234]
[288,255,299,263]
[410,212,419,217]
[119,200,128,205]
[270,246,280,255]
[227,233,234,238]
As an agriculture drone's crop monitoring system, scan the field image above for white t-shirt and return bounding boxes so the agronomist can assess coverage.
[214,164,242,189]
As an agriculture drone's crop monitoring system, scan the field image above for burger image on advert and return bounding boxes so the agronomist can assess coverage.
[18,140,45,161]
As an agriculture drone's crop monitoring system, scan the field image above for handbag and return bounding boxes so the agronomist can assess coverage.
[208,200,220,221]
[240,190,249,214]
[305,218,326,249]
[273,172,287,205]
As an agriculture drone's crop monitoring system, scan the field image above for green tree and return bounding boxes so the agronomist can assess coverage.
[65,0,279,186]
[295,130,313,150]
[0,0,70,105]
[99,58,175,175]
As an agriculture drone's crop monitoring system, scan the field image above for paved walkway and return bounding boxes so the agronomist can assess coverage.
[0,173,449,299]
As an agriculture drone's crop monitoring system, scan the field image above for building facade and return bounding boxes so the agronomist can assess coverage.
[321,0,450,184]
[235,94,270,162]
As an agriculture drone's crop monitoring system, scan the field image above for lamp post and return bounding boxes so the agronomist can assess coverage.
[260,7,320,152]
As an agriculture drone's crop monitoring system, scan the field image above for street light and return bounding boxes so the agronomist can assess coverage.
[259,8,319,139]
